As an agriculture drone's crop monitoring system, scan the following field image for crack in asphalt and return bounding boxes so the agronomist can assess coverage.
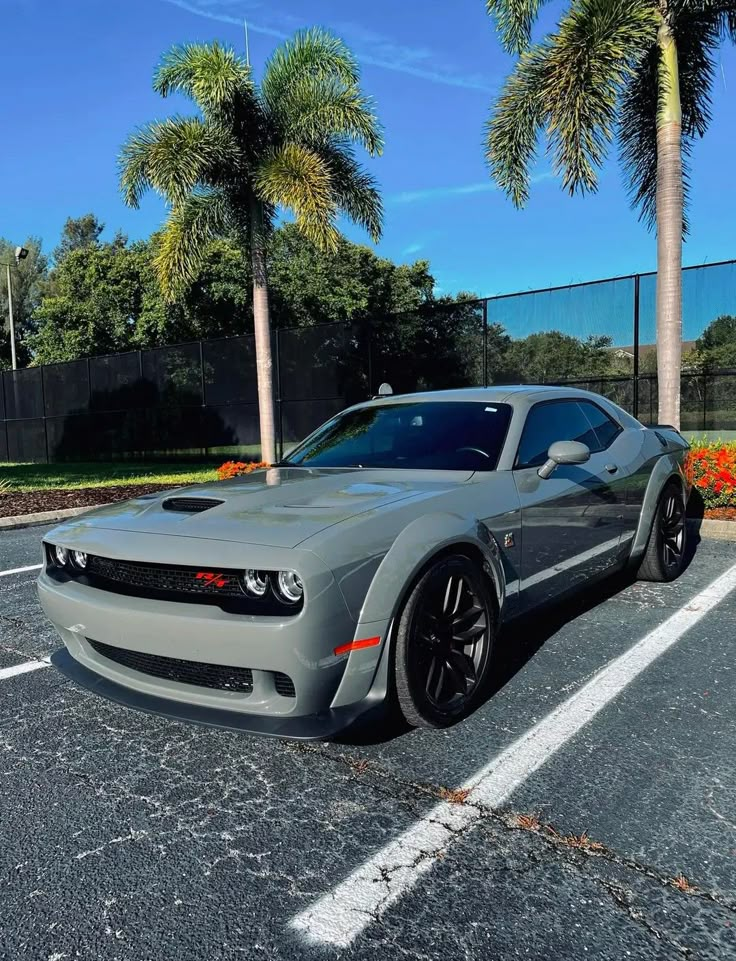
[291,741,736,927]
[590,875,694,957]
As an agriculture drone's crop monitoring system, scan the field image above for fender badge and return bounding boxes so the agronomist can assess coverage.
[503,533,515,548]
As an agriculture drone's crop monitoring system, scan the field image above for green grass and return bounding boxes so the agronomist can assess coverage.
[0,461,220,492]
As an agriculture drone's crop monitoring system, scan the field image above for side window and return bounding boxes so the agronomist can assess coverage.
[578,401,621,450]
[515,400,599,469]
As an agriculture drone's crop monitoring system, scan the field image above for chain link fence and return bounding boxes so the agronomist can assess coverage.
[2,259,735,462]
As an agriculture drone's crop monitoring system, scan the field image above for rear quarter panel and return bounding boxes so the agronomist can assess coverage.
[627,428,690,561]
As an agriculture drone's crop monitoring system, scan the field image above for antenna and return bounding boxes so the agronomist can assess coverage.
[244,19,250,66]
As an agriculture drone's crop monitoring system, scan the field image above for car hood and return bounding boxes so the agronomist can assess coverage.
[67,467,472,548]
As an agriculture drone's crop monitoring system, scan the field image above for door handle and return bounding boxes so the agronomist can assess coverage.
[605,463,618,474]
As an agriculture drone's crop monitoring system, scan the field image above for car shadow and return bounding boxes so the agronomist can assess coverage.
[338,531,700,747]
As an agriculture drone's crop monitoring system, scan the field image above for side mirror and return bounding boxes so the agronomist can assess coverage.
[538,440,590,479]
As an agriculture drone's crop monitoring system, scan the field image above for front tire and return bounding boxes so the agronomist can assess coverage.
[393,554,496,729]
[637,482,687,582]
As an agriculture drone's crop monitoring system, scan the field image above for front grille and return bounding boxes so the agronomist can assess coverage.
[87,555,244,598]
[45,546,303,615]
[162,497,224,513]
[88,638,254,693]
[273,672,296,698]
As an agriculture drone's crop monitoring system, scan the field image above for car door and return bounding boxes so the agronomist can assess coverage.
[513,398,625,609]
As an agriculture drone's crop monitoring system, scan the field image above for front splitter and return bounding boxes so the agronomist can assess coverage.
[51,647,383,741]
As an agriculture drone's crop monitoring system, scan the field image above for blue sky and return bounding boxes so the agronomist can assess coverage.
[2,0,735,298]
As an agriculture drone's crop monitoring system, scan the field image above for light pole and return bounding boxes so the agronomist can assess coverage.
[2,247,29,371]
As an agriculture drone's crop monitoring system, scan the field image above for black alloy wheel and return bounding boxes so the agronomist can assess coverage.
[637,483,687,582]
[393,554,496,728]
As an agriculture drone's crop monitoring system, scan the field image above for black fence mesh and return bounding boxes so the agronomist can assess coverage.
[90,351,143,410]
[2,259,736,464]
[203,336,258,406]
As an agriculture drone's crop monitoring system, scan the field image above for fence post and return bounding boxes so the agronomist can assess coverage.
[702,370,708,433]
[482,299,488,387]
[367,325,373,398]
[275,328,284,462]
[1,372,8,464]
[633,274,640,420]
[199,340,207,458]
[39,366,50,464]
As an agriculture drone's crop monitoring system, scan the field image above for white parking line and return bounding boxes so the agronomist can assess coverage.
[291,561,736,948]
[0,564,42,578]
[0,659,50,681]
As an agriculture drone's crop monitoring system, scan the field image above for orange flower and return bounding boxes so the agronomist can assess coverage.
[216,460,270,480]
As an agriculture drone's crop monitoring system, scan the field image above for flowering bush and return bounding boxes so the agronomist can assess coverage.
[216,460,270,481]
[685,442,736,509]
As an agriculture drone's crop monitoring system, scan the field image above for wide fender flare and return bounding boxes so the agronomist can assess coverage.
[329,513,506,712]
[630,454,689,560]
[359,511,506,625]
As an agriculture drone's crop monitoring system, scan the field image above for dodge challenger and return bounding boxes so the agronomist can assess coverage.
[38,386,690,738]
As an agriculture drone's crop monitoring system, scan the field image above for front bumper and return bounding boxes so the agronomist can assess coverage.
[50,647,385,740]
[37,530,391,738]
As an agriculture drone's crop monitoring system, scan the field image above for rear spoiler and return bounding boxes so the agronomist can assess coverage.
[644,424,689,449]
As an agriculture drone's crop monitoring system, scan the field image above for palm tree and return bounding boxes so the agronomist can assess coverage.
[485,0,736,428]
[120,29,383,462]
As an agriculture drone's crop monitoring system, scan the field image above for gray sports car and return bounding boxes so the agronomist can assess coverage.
[38,386,690,739]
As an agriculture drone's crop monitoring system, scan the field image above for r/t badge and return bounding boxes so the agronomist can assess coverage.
[503,532,515,548]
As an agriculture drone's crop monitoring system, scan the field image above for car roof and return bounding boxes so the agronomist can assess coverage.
[361,385,613,406]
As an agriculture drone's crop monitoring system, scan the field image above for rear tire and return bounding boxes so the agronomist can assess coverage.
[637,482,687,582]
[393,554,496,729]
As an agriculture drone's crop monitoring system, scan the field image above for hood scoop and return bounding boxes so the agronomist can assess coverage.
[162,497,224,514]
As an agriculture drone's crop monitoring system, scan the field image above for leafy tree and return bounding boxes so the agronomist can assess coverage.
[267,223,433,328]
[0,237,49,368]
[53,214,106,264]
[30,239,174,363]
[119,30,383,463]
[485,0,736,428]
[502,331,615,383]
[28,226,442,364]
[691,314,736,369]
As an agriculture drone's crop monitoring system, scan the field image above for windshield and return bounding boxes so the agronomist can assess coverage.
[284,401,513,471]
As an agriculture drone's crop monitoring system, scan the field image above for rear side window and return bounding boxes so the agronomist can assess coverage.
[516,400,601,468]
[578,401,621,449]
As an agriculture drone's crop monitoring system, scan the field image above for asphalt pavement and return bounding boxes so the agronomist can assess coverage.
[0,523,735,960]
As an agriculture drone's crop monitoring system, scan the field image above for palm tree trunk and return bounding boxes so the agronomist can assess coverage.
[655,11,683,429]
[250,200,277,464]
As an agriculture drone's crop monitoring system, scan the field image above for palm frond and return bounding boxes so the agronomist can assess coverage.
[255,143,340,251]
[154,189,231,299]
[261,28,359,113]
[273,77,383,156]
[485,44,547,207]
[673,4,721,138]
[686,0,736,42]
[542,0,658,195]
[119,118,238,208]
[155,42,255,111]
[618,44,659,230]
[486,0,551,54]
[619,3,724,235]
[319,143,383,241]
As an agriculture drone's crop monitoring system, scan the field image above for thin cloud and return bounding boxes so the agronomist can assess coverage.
[401,242,424,256]
[388,172,555,206]
[160,0,497,92]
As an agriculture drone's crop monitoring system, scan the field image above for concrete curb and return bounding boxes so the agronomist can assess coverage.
[0,505,105,532]
[689,517,736,542]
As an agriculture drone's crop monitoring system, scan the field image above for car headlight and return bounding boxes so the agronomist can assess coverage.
[276,570,303,604]
[53,544,69,567]
[71,550,88,569]
[243,569,268,597]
